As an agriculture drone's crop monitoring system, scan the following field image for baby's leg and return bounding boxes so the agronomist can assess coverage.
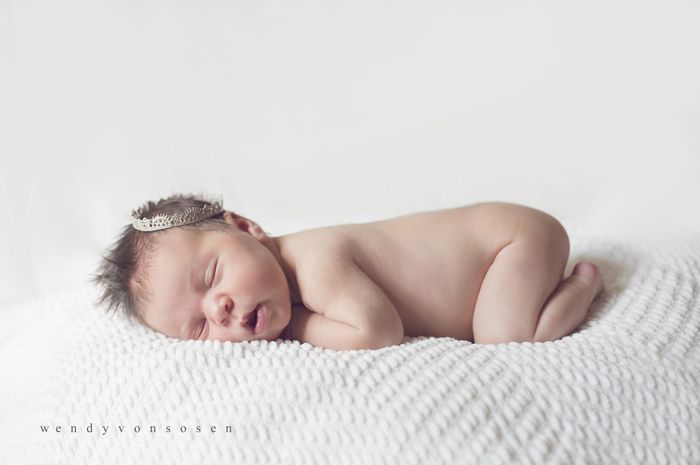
[472,223,603,344]
[533,262,604,342]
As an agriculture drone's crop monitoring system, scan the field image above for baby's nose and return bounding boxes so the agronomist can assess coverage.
[213,296,233,325]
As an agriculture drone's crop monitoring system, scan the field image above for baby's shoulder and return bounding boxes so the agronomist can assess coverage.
[292,224,358,268]
[288,225,364,304]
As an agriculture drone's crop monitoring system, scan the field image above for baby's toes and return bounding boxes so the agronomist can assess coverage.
[571,262,605,295]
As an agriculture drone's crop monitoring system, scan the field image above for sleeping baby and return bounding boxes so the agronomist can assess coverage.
[92,193,605,350]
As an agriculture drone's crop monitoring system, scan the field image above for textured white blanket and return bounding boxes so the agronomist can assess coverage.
[1,235,699,465]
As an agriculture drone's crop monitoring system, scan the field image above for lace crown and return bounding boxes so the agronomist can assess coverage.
[131,195,224,232]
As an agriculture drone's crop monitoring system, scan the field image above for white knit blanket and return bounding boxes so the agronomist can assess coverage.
[1,235,699,465]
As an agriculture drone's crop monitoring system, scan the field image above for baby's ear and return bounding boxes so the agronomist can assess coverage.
[222,212,263,237]
[222,211,238,225]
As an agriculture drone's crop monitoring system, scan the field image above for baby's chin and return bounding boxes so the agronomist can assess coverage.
[267,324,289,341]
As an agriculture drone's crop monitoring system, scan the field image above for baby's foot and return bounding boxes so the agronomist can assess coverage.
[571,261,605,296]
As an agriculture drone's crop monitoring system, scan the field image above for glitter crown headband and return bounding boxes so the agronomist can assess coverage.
[131,195,224,232]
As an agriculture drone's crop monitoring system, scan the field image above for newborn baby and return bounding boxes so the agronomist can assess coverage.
[93,193,604,351]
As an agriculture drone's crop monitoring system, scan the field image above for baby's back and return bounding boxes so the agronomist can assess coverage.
[292,202,523,341]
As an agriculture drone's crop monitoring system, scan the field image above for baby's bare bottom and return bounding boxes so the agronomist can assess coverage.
[471,224,604,344]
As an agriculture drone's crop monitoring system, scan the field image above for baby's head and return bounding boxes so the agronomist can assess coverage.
[92,193,294,342]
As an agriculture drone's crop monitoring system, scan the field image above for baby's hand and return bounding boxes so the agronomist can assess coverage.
[287,304,389,351]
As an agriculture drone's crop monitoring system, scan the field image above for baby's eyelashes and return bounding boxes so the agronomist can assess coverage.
[207,260,218,288]
[194,320,206,339]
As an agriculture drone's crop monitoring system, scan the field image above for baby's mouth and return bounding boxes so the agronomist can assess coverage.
[245,304,260,330]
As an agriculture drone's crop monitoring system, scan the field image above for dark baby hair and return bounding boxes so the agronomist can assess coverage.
[90,193,237,325]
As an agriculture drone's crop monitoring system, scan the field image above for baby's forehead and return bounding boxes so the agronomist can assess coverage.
[138,230,197,272]
[145,226,236,270]
[151,227,205,251]
[135,230,204,302]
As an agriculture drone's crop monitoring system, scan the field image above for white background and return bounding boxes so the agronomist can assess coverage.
[1,0,699,306]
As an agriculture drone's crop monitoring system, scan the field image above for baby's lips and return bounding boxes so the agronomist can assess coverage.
[241,303,260,327]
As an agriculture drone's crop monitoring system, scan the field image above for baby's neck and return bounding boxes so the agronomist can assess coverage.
[269,234,303,305]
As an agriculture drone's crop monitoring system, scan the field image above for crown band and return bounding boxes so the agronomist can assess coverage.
[131,196,224,232]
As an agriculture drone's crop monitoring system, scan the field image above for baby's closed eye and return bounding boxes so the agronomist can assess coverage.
[195,320,207,339]
[207,259,218,288]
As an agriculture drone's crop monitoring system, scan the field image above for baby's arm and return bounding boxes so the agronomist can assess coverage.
[291,262,403,351]
[288,304,378,351]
